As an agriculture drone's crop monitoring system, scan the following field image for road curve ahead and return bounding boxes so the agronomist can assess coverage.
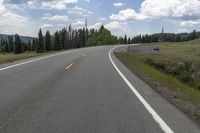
[0,46,199,133]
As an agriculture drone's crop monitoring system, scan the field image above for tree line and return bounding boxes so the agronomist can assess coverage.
[0,34,33,54]
[1,27,200,54]
[125,30,200,44]
[0,25,120,54]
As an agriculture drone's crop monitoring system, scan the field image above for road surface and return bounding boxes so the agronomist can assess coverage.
[0,45,199,133]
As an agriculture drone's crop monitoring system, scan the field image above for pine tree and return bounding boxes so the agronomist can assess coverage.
[4,40,9,52]
[119,37,124,44]
[0,40,2,53]
[59,29,65,50]
[22,42,27,52]
[85,27,89,43]
[99,25,104,32]
[124,35,127,44]
[54,31,59,51]
[78,29,83,48]
[81,28,86,47]
[71,30,75,48]
[37,28,44,53]
[14,34,23,54]
[31,38,36,51]
[8,36,13,52]
[128,37,131,44]
[68,25,72,49]
[1,40,8,53]
[27,40,31,51]
[64,28,69,49]
[45,31,51,51]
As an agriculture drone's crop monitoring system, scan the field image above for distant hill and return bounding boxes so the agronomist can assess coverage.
[0,34,35,43]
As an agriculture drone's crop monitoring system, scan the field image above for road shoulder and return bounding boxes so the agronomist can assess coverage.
[110,46,200,133]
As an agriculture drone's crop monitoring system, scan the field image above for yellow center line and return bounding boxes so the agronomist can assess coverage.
[66,63,74,70]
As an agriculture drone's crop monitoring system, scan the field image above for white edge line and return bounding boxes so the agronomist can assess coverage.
[0,51,69,71]
[109,46,174,133]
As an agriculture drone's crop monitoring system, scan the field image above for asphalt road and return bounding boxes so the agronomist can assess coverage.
[0,45,199,133]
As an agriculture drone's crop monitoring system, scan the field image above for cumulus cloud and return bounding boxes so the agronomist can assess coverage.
[89,23,102,29]
[88,21,125,31]
[0,0,5,15]
[0,0,29,34]
[110,0,200,23]
[72,20,85,27]
[40,24,53,28]
[27,0,78,10]
[42,15,68,22]
[140,0,200,18]
[68,6,93,16]
[57,24,66,27]
[113,2,124,7]
[178,28,188,33]
[105,21,123,30]
[180,20,200,27]
[113,2,125,7]
[110,8,147,21]
[0,12,29,25]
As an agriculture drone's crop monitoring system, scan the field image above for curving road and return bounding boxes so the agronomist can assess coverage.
[0,45,199,133]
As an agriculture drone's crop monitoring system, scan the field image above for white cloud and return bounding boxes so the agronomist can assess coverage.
[89,21,125,30]
[42,15,68,22]
[87,11,93,14]
[0,0,29,35]
[68,6,92,16]
[40,24,53,28]
[110,8,147,21]
[1,12,29,25]
[57,24,66,27]
[113,2,124,7]
[140,0,200,18]
[105,21,123,30]
[178,28,188,33]
[110,0,200,23]
[28,0,78,10]
[27,1,40,9]
[0,0,5,16]
[89,23,102,29]
[180,20,200,27]
[72,20,85,27]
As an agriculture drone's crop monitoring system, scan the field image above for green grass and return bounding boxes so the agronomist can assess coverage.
[144,39,200,90]
[116,53,200,102]
[144,38,200,61]
[0,52,43,64]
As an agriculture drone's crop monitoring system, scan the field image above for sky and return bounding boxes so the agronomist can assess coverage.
[0,0,200,37]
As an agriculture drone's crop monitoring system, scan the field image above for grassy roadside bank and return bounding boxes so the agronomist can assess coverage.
[115,40,200,124]
[115,53,200,101]
[0,52,44,65]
